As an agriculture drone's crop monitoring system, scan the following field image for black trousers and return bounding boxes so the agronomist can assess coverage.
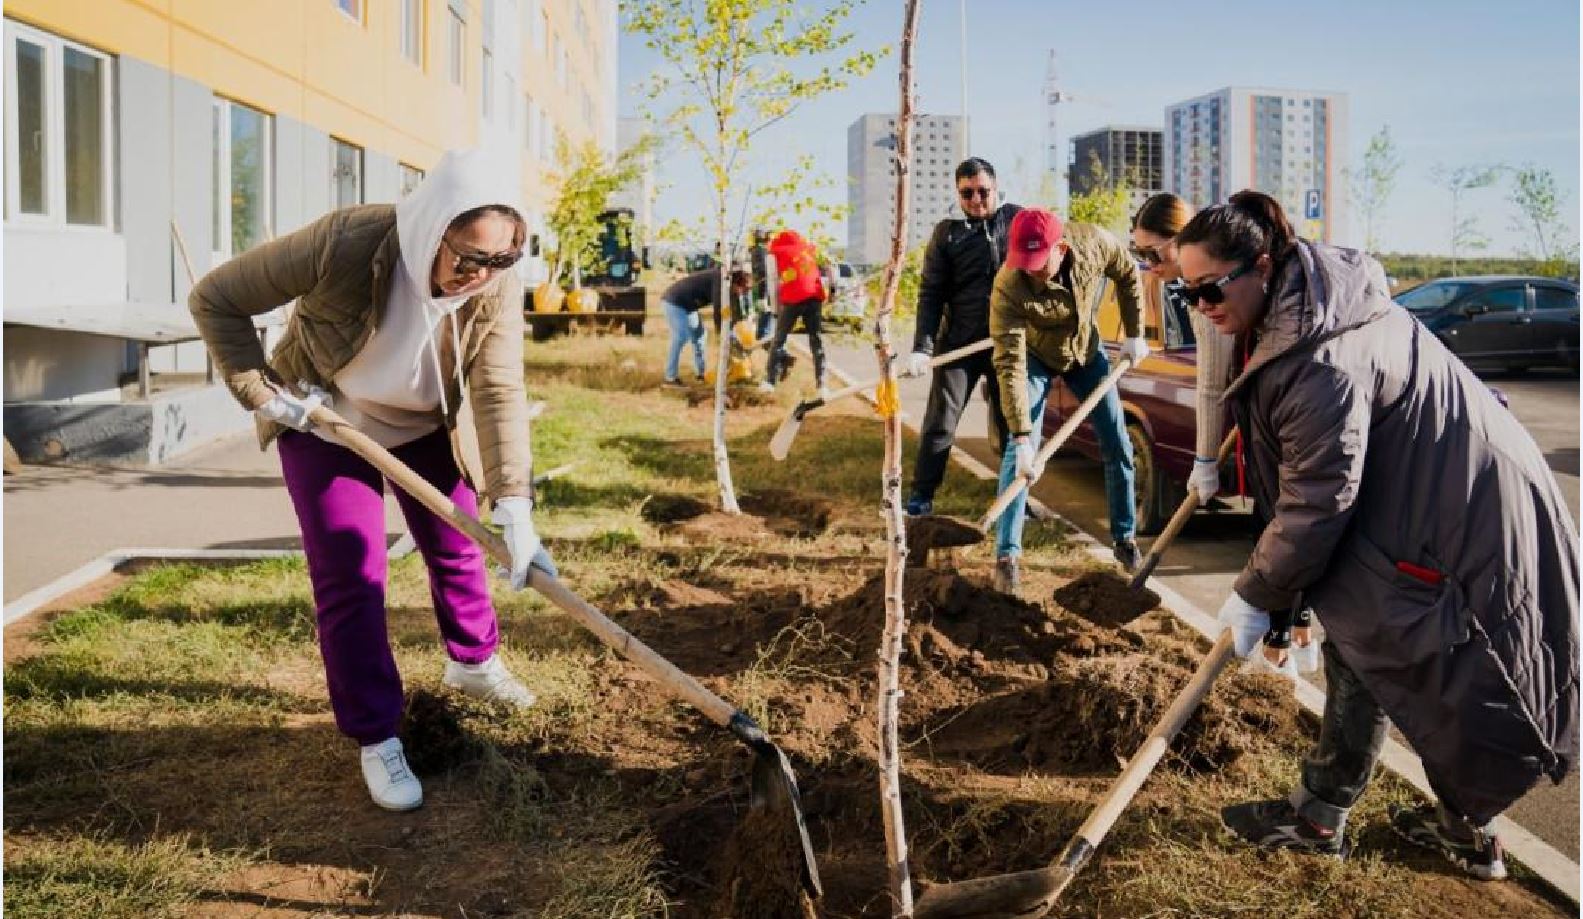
[1294,639,1389,831]
[909,347,1008,501]
[766,299,825,385]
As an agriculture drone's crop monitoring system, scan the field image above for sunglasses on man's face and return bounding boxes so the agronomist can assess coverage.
[443,236,523,274]
[957,186,994,201]
[1180,261,1257,306]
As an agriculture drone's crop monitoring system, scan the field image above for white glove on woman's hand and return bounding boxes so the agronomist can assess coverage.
[901,351,933,378]
[1119,336,1151,364]
[493,496,546,590]
[1216,592,1270,658]
[1242,643,1300,681]
[256,382,330,432]
[1013,440,1045,483]
[1188,457,1220,506]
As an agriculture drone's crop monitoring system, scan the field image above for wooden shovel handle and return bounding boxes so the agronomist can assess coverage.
[1129,429,1239,587]
[1071,631,1235,845]
[977,356,1134,531]
[811,338,994,410]
[306,405,739,728]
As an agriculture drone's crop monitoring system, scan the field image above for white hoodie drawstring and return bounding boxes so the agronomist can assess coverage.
[423,300,450,419]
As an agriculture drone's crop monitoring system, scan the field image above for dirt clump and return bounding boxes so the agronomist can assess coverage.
[643,493,713,524]
[740,489,835,538]
[685,385,778,409]
[925,655,1308,775]
[707,804,820,919]
[904,515,983,567]
[1052,570,1160,628]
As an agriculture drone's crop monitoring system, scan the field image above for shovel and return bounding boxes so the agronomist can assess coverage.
[768,339,993,461]
[913,631,1237,918]
[1127,428,1239,587]
[908,354,1135,562]
[305,404,823,899]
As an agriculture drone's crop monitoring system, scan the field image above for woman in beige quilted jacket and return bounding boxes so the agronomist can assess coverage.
[190,149,551,813]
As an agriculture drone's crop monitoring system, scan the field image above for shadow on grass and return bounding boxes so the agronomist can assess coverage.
[4,662,314,712]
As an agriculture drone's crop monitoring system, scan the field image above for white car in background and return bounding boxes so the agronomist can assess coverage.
[825,262,869,328]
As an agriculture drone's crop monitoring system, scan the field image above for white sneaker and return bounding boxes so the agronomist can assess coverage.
[757,381,775,394]
[360,737,423,811]
[442,654,537,709]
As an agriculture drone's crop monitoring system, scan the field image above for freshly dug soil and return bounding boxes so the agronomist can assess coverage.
[685,386,779,409]
[643,493,713,524]
[740,490,834,538]
[1052,570,1160,628]
[924,655,1307,774]
[904,516,984,567]
[707,804,819,919]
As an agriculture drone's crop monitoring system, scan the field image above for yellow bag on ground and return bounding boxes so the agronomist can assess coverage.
[532,284,566,313]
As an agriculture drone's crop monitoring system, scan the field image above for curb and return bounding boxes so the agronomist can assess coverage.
[802,342,1581,904]
[3,534,417,627]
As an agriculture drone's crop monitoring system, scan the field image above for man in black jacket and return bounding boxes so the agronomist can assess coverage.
[903,158,1021,516]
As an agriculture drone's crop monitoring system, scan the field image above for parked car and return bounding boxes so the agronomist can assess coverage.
[1395,275,1579,372]
[825,261,868,327]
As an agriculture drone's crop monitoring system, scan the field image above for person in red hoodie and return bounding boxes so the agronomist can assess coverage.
[760,229,829,396]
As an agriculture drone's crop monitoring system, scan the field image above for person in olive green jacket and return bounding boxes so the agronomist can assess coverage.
[989,208,1148,592]
[190,149,552,813]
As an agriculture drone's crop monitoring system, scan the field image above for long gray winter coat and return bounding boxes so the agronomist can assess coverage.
[1225,239,1578,823]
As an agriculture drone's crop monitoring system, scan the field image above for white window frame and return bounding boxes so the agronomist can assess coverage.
[447,4,465,87]
[399,162,425,198]
[481,47,493,118]
[4,20,114,230]
[400,0,423,66]
[331,137,364,208]
[211,96,274,264]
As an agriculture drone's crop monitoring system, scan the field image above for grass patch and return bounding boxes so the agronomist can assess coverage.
[4,833,249,919]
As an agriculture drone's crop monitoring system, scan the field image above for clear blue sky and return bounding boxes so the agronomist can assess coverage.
[618,0,1580,257]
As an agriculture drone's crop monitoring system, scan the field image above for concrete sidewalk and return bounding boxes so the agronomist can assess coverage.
[2,431,406,604]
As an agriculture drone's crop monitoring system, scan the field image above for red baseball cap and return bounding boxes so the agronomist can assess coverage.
[1005,208,1063,272]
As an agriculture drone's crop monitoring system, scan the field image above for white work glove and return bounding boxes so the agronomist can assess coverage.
[1013,440,1045,483]
[492,496,555,589]
[1242,644,1300,682]
[1188,457,1220,506]
[1119,336,1151,365]
[1216,591,1270,659]
[900,351,933,379]
[1289,631,1322,674]
[256,382,330,432]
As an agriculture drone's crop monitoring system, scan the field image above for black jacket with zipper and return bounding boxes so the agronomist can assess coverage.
[911,203,1022,355]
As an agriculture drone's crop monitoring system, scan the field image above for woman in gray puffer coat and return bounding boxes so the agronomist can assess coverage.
[1176,191,1577,881]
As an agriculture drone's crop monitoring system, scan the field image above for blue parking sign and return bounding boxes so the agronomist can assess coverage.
[1305,189,1322,220]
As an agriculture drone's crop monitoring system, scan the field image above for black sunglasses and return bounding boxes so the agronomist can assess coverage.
[957,187,994,201]
[1128,242,1166,267]
[443,236,523,274]
[1180,262,1258,306]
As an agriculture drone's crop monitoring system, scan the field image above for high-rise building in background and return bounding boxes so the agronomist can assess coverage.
[1068,126,1164,215]
[1163,86,1349,243]
[848,113,967,268]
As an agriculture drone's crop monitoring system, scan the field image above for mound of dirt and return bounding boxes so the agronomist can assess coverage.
[905,516,983,567]
[739,490,834,538]
[643,494,713,524]
[925,656,1307,774]
[675,511,776,543]
[684,386,779,409]
[817,571,1134,681]
[1052,570,1160,628]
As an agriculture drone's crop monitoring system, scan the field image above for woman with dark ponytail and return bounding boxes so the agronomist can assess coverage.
[1130,193,1236,504]
[1175,190,1577,879]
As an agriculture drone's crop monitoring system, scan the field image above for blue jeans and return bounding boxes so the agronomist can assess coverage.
[663,300,707,381]
[995,349,1135,557]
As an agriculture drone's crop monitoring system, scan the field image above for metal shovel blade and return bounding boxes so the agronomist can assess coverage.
[913,865,1071,919]
[769,403,813,461]
[735,714,823,898]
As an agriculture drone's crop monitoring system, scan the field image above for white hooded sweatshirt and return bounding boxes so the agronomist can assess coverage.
[318,148,520,448]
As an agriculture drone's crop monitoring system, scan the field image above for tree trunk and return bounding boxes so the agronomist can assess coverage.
[712,209,741,514]
[876,2,921,915]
